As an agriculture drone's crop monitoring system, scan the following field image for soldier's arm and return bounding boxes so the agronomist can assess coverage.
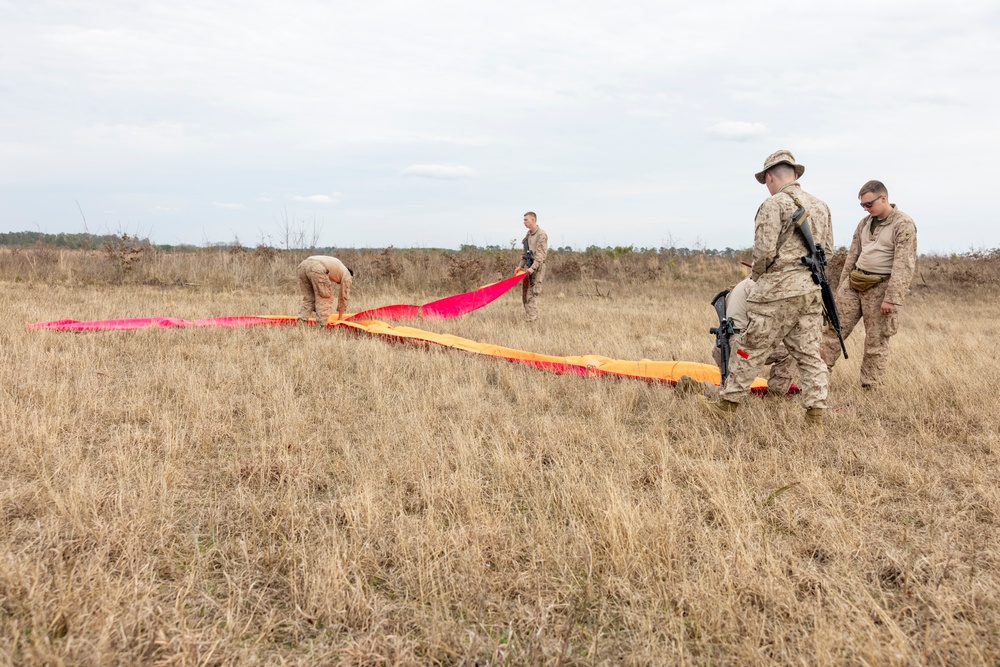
[750,200,780,280]
[884,218,917,306]
[531,231,549,270]
[823,203,835,250]
[338,278,351,319]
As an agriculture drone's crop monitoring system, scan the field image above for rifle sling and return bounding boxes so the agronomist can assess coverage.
[782,188,817,253]
[763,186,812,270]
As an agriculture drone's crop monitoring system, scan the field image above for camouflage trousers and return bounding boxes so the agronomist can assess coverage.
[820,279,897,387]
[720,291,828,409]
[297,258,334,325]
[707,340,796,397]
[522,272,544,322]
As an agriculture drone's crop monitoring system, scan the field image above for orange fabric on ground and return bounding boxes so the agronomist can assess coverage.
[27,271,772,391]
[337,318,767,389]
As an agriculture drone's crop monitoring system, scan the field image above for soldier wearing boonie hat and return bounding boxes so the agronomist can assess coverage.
[700,150,833,429]
[754,149,805,184]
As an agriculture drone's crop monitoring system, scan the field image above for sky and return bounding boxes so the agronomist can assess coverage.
[2,0,998,253]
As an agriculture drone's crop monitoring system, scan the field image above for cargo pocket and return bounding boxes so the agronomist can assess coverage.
[882,309,898,338]
[314,273,334,299]
[740,313,769,356]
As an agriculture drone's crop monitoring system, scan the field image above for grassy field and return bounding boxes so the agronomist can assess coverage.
[1,247,999,665]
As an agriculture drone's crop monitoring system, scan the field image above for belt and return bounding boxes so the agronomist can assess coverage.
[856,268,890,278]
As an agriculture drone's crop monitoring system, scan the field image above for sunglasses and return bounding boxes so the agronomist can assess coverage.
[860,196,883,210]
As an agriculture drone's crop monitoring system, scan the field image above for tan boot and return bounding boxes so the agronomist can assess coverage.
[698,395,738,420]
[675,375,704,398]
[805,407,824,433]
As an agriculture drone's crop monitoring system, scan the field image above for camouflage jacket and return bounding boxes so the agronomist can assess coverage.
[749,182,834,303]
[839,205,917,305]
[520,227,548,274]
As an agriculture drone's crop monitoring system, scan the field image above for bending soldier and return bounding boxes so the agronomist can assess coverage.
[677,276,797,398]
[296,255,354,326]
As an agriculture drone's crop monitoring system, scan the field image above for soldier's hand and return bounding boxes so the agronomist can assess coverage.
[880,301,895,315]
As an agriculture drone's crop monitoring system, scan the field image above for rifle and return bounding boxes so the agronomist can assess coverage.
[709,289,736,384]
[521,237,535,285]
[793,206,848,359]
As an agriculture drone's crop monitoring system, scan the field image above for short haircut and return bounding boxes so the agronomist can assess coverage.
[858,180,888,198]
[768,163,796,180]
[524,211,537,221]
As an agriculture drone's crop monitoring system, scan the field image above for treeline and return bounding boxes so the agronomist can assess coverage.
[0,231,172,251]
[0,231,750,258]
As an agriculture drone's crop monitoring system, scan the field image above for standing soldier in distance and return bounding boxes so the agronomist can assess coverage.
[515,211,548,322]
[296,255,354,326]
[701,150,833,428]
[820,180,917,388]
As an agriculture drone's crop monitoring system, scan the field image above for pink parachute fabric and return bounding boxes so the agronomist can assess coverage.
[26,274,529,332]
[27,271,778,391]
[348,273,525,321]
[27,316,295,332]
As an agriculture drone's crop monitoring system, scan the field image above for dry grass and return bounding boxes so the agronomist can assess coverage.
[1,249,999,666]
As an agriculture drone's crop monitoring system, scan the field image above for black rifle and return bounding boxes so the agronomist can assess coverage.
[522,238,535,285]
[793,206,848,359]
[709,289,736,384]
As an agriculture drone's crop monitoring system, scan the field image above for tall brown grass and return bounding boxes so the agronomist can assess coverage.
[1,248,998,665]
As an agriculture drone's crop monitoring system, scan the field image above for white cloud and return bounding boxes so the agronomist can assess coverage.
[292,193,341,204]
[401,164,476,179]
[212,202,246,210]
[705,122,769,142]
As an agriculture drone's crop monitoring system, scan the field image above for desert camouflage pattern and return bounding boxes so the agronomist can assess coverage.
[838,205,917,306]
[708,339,796,397]
[521,227,548,322]
[821,205,917,386]
[820,275,898,387]
[718,181,832,407]
[749,183,833,303]
[720,292,828,409]
[297,256,352,324]
[709,275,797,396]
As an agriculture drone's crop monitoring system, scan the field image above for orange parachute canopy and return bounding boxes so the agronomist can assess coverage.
[27,272,773,391]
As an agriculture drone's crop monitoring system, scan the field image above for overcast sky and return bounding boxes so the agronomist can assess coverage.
[2,1,997,253]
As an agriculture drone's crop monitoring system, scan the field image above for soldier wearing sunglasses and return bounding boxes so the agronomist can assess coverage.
[819,180,917,389]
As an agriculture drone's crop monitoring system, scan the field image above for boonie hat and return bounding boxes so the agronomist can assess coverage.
[755,150,805,184]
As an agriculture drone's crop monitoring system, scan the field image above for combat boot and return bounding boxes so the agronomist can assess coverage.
[698,395,738,420]
[805,407,824,434]
[674,375,704,398]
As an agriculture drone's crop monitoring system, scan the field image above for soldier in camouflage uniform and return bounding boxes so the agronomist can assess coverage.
[701,150,833,427]
[820,180,917,388]
[676,275,797,398]
[296,255,354,326]
[515,212,548,322]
